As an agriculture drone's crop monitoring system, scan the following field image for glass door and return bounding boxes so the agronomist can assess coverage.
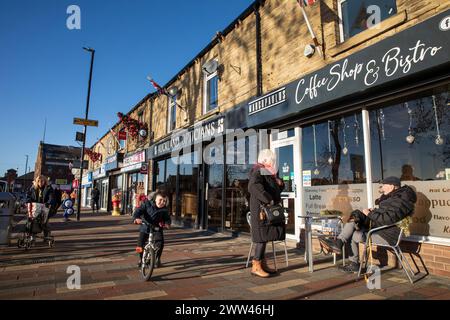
[100,179,108,211]
[271,130,300,239]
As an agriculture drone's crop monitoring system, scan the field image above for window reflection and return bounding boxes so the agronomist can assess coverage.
[370,85,450,238]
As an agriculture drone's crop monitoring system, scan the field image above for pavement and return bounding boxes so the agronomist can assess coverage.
[1,210,450,300]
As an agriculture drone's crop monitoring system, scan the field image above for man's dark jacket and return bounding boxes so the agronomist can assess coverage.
[133,200,171,234]
[366,185,417,245]
[91,188,100,200]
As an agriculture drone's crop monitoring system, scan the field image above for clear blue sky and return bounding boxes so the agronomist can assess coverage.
[0,0,254,177]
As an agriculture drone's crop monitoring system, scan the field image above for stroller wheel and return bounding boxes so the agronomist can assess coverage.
[17,238,24,248]
[48,239,55,248]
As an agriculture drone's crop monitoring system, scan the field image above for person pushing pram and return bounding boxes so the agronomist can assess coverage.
[18,175,55,248]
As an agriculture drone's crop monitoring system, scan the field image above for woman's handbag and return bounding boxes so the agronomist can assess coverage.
[259,203,286,225]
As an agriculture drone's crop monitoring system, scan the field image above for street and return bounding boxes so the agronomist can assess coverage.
[1,211,450,300]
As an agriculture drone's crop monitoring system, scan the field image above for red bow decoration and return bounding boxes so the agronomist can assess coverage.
[84,148,102,163]
[117,112,147,140]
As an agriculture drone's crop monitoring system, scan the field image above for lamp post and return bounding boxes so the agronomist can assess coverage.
[76,47,95,221]
[24,155,29,175]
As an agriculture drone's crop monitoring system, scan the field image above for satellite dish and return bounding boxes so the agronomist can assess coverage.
[202,59,219,75]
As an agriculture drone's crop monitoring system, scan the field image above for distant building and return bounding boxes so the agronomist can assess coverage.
[15,171,35,193]
[34,142,81,192]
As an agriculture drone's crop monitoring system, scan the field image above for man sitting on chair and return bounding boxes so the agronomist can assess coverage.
[322,176,417,273]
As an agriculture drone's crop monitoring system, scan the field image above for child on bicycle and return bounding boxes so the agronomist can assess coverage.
[133,190,171,268]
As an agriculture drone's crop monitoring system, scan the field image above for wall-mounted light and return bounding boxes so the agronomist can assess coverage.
[168,86,178,97]
[304,44,315,58]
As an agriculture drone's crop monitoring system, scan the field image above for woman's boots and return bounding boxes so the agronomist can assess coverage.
[261,259,277,274]
[251,260,269,278]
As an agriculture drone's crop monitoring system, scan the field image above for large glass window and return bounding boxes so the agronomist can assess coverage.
[153,157,178,218]
[302,113,368,221]
[370,85,450,238]
[339,0,397,42]
[225,136,256,232]
[179,152,199,227]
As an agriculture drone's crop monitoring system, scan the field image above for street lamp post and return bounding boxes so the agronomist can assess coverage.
[76,47,95,221]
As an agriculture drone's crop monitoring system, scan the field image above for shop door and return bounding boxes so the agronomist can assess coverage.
[271,131,300,238]
[204,163,224,231]
[100,180,108,210]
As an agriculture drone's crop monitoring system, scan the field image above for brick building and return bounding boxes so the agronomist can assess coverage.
[34,142,81,192]
[87,0,450,277]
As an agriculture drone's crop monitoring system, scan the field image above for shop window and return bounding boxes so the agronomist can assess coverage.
[272,128,295,141]
[203,72,218,114]
[167,96,177,133]
[302,113,367,221]
[370,85,450,239]
[225,136,257,232]
[179,152,200,227]
[338,0,397,42]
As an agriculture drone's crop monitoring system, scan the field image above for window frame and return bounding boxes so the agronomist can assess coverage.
[337,0,398,43]
[167,95,177,133]
[203,70,218,115]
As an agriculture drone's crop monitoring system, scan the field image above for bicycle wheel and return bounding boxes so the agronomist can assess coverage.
[140,247,155,281]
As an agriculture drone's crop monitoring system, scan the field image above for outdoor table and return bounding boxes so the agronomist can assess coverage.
[298,214,345,272]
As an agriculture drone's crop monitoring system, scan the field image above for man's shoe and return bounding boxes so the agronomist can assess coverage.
[320,237,343,255]
[155,258,162,268]
[137,261,142,268]
[339,262,360,273]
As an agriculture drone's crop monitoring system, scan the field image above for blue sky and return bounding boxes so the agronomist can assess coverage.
[0,0,253,177]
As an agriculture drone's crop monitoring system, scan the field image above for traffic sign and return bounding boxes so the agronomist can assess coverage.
[75,132,85,142]
[73,118,99,127]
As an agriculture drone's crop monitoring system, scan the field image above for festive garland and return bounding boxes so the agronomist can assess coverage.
[117,112,147,139]
[84,148,102,163]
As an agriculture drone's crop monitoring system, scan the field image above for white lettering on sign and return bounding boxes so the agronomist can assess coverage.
[295,40,442,106]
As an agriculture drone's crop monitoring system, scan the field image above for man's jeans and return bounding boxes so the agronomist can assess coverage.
[338,221,389,264]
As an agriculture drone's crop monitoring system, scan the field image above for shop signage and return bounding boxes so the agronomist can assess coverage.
[123,150,146,167]
[120,163,143,173]
[104,153,122,171]
[246,10,450,128]
[92,164,106,179]
[140,163,148,174]
[55,179,67,185]
[150,116,225,158]
[81,172,92,186]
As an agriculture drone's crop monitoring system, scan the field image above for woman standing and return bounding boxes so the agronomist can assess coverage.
[248,149,286,278]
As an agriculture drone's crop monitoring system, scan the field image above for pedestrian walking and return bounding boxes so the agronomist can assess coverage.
[26,175,55,239]
[91,186,100,213]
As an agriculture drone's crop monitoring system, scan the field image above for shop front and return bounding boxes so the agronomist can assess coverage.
[104,153,123,213]
[238,10,450,246]
[81,172,93,208]
[149,116,226,229]
[121,150,148,214]
[92,163,108,211]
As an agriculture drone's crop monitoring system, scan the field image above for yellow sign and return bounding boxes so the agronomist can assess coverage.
[55,179,67,185]
[73,118,98,127]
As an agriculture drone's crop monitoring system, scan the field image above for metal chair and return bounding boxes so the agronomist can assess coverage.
[245,211,289,270]
[357,222,416,284]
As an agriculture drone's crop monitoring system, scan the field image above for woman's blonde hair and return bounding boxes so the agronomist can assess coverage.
[33,175,48,188]
[258,149,276,166]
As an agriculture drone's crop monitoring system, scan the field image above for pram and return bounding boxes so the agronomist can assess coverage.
[17,202,55,249]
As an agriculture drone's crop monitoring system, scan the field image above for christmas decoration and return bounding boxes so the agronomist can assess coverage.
[342,117,348,155]
[117,112,148,140]
[84,148,102,163]
[432,95,444,146]
[313,124,319,175]
[405,102,415,144]
[327,121,334,165]
[354,114,360,146]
